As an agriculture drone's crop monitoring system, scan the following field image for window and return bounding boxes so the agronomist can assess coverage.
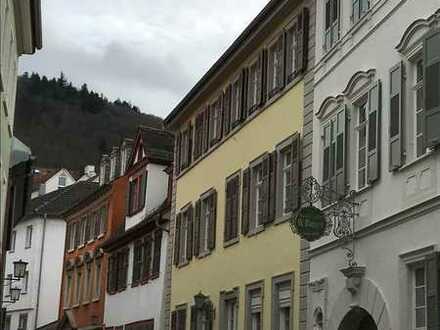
[129,172,147,215]
[58,175,67,188]
[198,193,216,254]
[18,313,28,330]
[132,240,143,286]
[231,77,242,126]
[85,215,92,243]
[247,58,262,112]
[224,174,240,243]
[209,96,223,146]
[75,268,82,305]
[99,205,108,235]
[80,217,86,245]
[174,206,193,265]
[25,225,32,249]
[194,111,204,160]
[414,58,426,158]
[65,271,73,307]
[285,25,298,82]
[95,259,101,299]
[220,289,239,330]
[268,36,284,96]
[357,101,368,189]
[21,271,29,294]
[179,126,193,171]
[74,221,81,248]
[351,0,369,24]
[191,297,214,330]
[9,230,16,252]
[5,315,11,330]
[171,306,187,330]
[84,263,92,303]
[245,282,263,330]
[272,274,293,330]
[66,223,74,251]
[107,248,129,294]
[413,266,427,329]
[254,165,265,228]
[324,0,340,51]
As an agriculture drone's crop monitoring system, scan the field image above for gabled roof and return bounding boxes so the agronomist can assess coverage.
[23,181,99,221]
[32,168,80,191]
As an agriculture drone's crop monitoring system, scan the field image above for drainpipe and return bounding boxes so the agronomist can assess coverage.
[34,213,47,329]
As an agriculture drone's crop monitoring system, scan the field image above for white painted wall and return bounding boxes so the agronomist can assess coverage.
[3,217,66,329]
[125,163,168,230]
[39,169,76,196]
[308,1,440,329]
[104,233,169,330]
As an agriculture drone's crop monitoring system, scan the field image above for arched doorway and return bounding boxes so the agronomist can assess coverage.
[338,307,377,330]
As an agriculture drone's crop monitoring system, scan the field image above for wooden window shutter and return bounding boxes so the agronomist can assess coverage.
[171,311,177,330]
[223,86,232,136]
[335,109,347,197]
[107,256,114,293]
[267,46,275,95]
[132,240,142,285]
[174,213,181,266]
[389,62,404,171]
[262,155,272,224]
[277,34,285,90]
[208,191,217,250]
[241,168,251,235]
[247,66,254,113]
[188,124,193,166]
[426,252,440,329]
[241,69,249,121]
[175,133,181,175]
[256,52,263,106]
[203,107,210,153]
[194,113,204,159]
[233,176,240,239]
[190,305,197,330]
[194,200,201,257]
[367,81,381,183]
[179,308,187,330]
[424,30,440,148]
[142,235,152,281]
[296,7,309,76]
[186,206,194,260]
[152,230,162,277]
[140,172,147,210]
[268,151,278,222]
[261,49,268,104]
[224,181,232,242]
[123,248,129,289]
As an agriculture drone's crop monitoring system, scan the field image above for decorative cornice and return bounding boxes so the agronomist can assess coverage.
[315,95,345,119]
[396,9,440,54]
[342,69,376,99]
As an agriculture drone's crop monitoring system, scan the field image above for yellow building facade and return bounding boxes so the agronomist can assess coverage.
[165,1,312,329]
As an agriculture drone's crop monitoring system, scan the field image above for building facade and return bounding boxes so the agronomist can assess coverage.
[58,177,127,329]
[1,0,42,316]
[164,0,314,329]
[306,1,440,329]
[31,168,77,199]
[101,126,174,330]
[3,181,99,330]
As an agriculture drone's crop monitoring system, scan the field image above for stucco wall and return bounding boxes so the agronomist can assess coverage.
[171,82,304,330]
[39,170,76,196]
[104,233,169,330]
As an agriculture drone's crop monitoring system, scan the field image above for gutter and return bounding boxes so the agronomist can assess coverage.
[34,212,47,330]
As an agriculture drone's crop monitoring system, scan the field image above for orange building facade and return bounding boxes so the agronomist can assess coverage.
[58,176,127,329]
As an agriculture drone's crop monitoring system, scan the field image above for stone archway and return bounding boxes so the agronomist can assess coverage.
[338,307,377,330]
[327,279,391,330]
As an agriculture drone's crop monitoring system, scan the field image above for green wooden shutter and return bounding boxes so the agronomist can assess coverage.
[194,200,201,257]
[291,133,301,212]
[142,235,152,281]
[335,109,347,197]
[295,11,303,77]
[223,86,231,136]
[389,62,404,171]
[171,311,177,330]
[186,206,194,261]
[132,240,142,285]
[241,168,251,235]
[208,191,217,250]
[175,133,181,176]
[174,214,181,266]
[424,30,440,148]
[367,81,381,183]
[268,151,278,222]
[426,252,440,330]
[152,230,162,277]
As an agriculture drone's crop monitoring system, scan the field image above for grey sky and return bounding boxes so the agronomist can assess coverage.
[19,1,269,118]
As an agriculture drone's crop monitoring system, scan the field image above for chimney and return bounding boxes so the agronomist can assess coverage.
[84,165,96,178]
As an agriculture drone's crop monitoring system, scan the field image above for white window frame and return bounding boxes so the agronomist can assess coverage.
[245,281,264,330]
[231,77,241,124]
[58,175,67,188]
[324,0,340,51]
[355,98,369,190]
[281,147,293,215]
[200,196,212,254]
[412,264,427,330]
[412,56,426,159]
[254,165,264,228]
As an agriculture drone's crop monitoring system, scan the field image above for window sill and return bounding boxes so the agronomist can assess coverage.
[98,233,105,239]
[247,225,265,237]
[176,260,190,269]
[78,244,85,250]
[397,151,433,173]
[176,75,304,180]
[92,298,100,303]
[223,237,240,248]
[274,213,293,225]
[67,249,74,253]
[196,250,211,259]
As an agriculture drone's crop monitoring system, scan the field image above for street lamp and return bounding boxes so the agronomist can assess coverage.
[13,260,28,279]
[10,287,21,302]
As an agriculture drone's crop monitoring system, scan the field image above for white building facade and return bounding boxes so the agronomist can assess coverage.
[307,1,440,329]
[3,216,65,330]
[103,126,173,330]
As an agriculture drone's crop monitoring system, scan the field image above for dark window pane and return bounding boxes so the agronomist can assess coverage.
[417,60,424,83]
[368,112,377,150]
[325,1,331,29]
[415,268,425,286]
[359,126,366,148]
[336,133,344,170]
[417,136,425,157]
[391,69,400,95]
[358,148,366,168]
[417,111,423,135]
[415,287,425,307]
[415,308,426,327]
[416,87,424,111]
[358,169,365,188]
[323,147,330,181]
[330,142,336,177]
[390,95,400,137]
[425,62,440,110]
[426,32,440,62]
[332,0,339,23]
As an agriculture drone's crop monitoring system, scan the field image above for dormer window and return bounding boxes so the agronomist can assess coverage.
[128,172,147,216]
[58,175,67,188]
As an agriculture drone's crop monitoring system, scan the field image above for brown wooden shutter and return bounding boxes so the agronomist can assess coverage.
[174,214,181,266]
[171,311,177,330]
[194,113,203,160]
[224,181,232,242]
[389,62,404,171]
[256,52,263,107]
[426,252,440,330]
[152,230,162,277]
[188,124,193,166]
[175,133,181,175]
[267,46,274,96]
[186,206,194,260]
[140,172,147,210]
[233,176,240,239]
[268,151,278,222]
[107,255,114,294]
[261,49,268,104]
[217,95,224,142]
[178,308,187,330]
[277,34,285,90]
[223,86,232,136]
[261,155,271,224]
[120,248,129,290]
[424,30,440,148]
[241,168,250,235]
[367,81,381,183]
[335,109,347,197]
[247,66,254,113]
[208,191,217,250]
[142,235,152,281]
[132,240,142,285]
[241,69,248,121]
[203,107,210,153]
[194,200,201,257]
[296,7,309,75]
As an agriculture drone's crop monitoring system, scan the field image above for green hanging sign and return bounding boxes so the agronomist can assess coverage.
[292,205,327,242]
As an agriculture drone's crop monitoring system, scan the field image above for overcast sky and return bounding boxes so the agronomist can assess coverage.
[19,1,269,118]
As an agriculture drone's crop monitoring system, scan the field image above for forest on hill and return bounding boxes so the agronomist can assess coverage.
[14,72,163,170]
